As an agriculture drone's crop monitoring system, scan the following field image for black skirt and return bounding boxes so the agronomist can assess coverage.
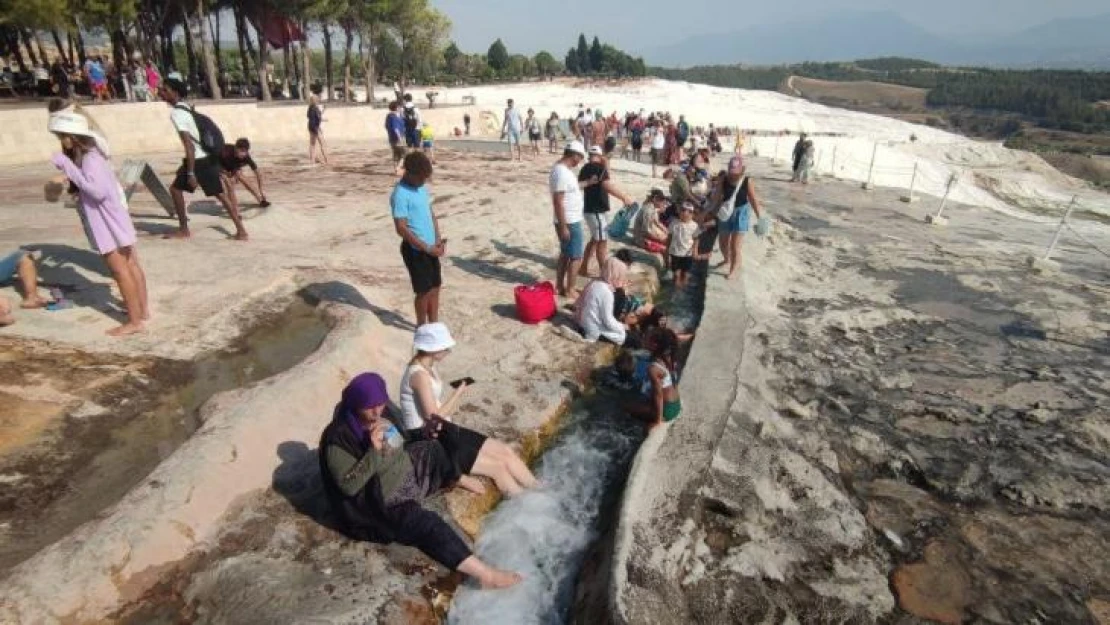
[406,420,487,475]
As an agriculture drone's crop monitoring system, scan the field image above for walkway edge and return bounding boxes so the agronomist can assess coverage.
[608,252,756,623]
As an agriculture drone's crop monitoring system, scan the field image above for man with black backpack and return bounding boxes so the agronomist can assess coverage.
[401,93,422,152]
[159,77,248,241]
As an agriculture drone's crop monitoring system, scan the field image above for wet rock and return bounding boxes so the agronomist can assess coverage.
[892,541,972,624]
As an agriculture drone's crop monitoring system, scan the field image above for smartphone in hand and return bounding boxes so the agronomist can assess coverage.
[449,377,475,389]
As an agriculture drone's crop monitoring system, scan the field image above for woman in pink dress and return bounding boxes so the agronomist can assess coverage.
[48,110,149,336]
[145,60,160,95]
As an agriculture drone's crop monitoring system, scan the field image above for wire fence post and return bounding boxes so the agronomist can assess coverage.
[900,162,919,203]
[926,172,959,225]
[1043,196,1078,261]
[862,141,878,190]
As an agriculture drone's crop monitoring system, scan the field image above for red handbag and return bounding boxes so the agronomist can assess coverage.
[514,281,557,324]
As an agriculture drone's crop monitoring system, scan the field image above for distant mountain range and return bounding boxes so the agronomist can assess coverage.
[643,11,1110,69]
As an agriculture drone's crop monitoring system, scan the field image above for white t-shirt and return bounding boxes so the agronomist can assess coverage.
[651,128,666,150]
[549,162,584,224]
[668,220,701,257]
[574,280,625,344]
[170,104,207,158]
[505,107,523,132]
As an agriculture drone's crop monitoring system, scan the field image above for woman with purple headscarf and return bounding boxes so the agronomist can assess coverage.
[318,372,522,589]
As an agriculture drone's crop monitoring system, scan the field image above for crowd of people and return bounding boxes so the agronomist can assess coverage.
[1,83,778,591]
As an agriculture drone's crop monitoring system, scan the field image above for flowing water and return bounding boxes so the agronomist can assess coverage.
[448,405,642,624]
[449,263,706,624]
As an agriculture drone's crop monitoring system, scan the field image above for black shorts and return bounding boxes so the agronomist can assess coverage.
[390,142,406,161]
[173,156,224,197]
[671,254,693,272]
[401,242,442,295]
[529,131,542,141]
[405,128,420,148]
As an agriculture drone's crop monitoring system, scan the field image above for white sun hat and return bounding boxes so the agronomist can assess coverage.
[47,110,95,137]
[414,322,456,353]
[48,109,112,157]
[565,140,586,157]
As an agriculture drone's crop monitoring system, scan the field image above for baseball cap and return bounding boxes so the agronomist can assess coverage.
[681,201,696,211]
[588,145,604,156]
[565,140,586,157]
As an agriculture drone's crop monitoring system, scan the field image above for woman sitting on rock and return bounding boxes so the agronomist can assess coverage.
[572,257,640,348]
[319,372,522,589]
[400,322,538,497]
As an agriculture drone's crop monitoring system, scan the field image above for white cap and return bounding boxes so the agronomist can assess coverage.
[588,145,604,156]
[565,140,586,156]
[414,322,456,353]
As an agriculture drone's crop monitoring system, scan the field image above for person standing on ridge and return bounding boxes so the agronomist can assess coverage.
[791,133,808,182]
[385,101,407,171]
[160,77,248,241]
[307,95,328,165]
[526,108,542,158]
[579,146,634,279]
[463,112,471,136]
[550,141,590,298]
[392,152,445,326]
[676,115,690,159]
[501,98,524,161]
[402,93,422,152]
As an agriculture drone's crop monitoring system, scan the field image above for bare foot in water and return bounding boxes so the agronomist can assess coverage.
[21,296,50,309]
[107,322,144,337]
[479,568,523,590]
[457,475,486,495]
[164,229,191,240]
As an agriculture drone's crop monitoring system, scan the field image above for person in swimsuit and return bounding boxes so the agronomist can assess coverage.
[627,328,682,428]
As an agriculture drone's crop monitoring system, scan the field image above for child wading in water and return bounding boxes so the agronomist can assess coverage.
[48,109,149,336]
[667,201,702,288]
[628,328,682,428]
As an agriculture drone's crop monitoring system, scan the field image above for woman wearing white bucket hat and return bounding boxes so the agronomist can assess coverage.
[48,110,149,336]
[399,322,538,497]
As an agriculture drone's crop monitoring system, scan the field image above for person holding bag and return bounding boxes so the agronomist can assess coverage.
[709,155,764,279]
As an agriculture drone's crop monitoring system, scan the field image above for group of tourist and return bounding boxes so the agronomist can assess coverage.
[2,84,772,593]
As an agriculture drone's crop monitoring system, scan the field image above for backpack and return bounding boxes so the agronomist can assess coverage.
[175,103,224,155]
[403,106,419,131]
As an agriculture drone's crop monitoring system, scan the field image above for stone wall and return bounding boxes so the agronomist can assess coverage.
[1,101,484,166]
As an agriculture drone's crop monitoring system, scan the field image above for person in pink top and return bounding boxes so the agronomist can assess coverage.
[48,110,149,336]
[145,60,161,95]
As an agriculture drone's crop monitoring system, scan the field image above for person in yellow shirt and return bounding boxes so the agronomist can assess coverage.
[420,122,436,164]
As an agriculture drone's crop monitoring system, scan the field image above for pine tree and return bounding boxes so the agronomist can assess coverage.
[589,36,603,73]
[576,34,589,75]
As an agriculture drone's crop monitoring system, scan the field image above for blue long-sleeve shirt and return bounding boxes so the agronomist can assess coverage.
[386,112,405,144]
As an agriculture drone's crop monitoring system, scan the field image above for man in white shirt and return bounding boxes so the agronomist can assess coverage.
[502,98,524,161]
[549,140,589,298]
[160,77,247,240]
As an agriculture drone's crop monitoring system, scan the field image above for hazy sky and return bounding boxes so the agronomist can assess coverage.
[433,0,1109,55]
